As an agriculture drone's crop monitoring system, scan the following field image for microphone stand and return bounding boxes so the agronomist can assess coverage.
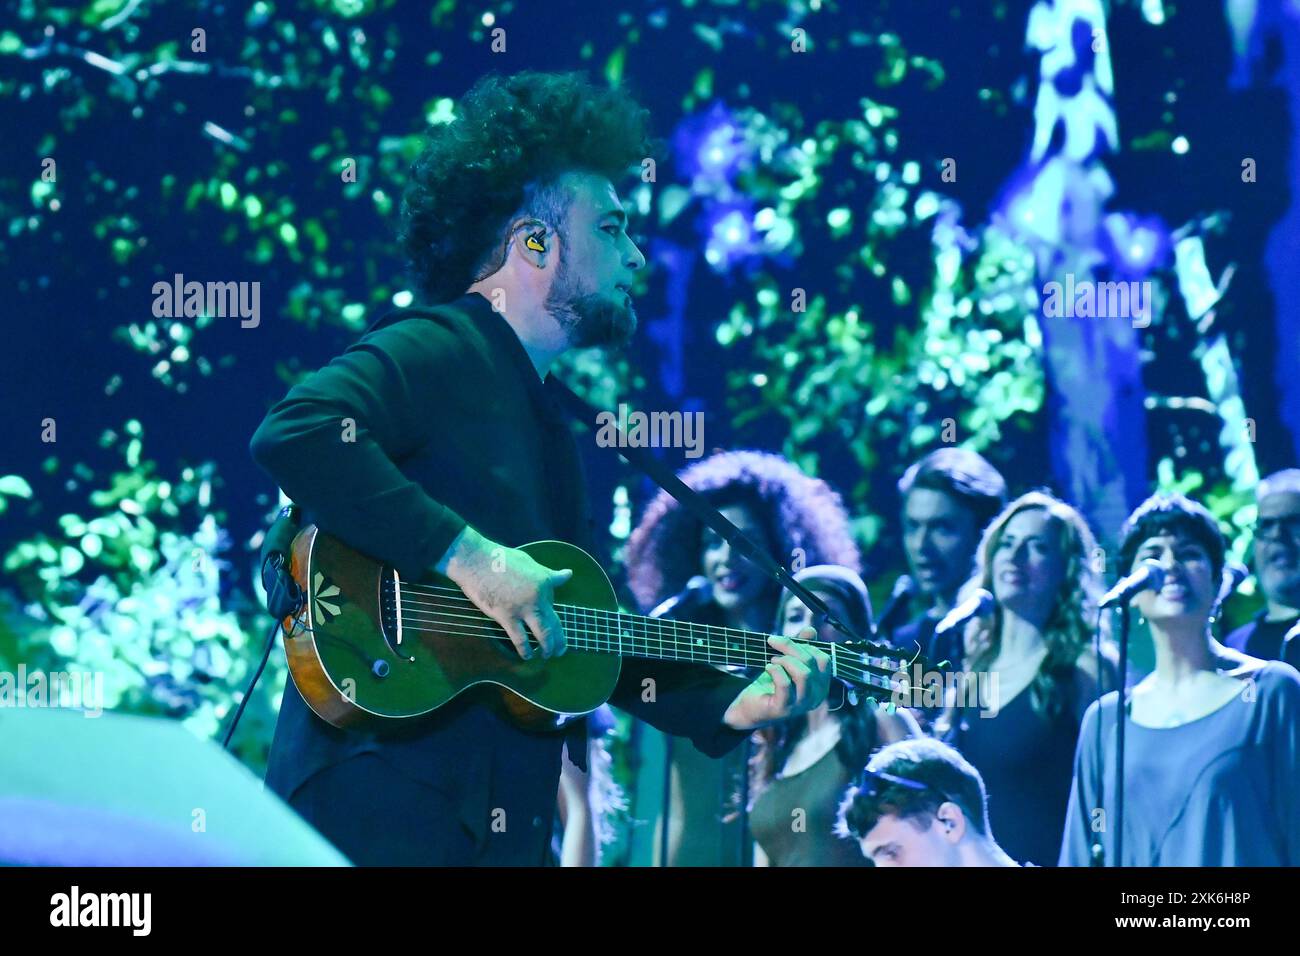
[649,595,680,868]
[1113,601,1130,866]
[1094,561,1163,866]
[1089,606,1105,866]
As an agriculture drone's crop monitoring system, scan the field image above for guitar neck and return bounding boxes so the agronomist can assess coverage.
[386,577,907,696]
[554,606,905,700]
[555,603,797,670]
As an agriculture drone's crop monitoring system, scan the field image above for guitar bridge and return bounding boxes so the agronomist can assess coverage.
[378,567,411,660]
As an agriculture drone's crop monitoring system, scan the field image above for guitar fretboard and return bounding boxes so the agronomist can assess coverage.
[387,579,909,695]
[556,604,790,669]
[553,605,905,695]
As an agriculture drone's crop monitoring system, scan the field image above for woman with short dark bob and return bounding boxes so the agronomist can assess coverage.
[1060,492,1300,866]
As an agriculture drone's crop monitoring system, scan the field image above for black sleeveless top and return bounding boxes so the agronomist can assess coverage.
[750,744,871,867]
[954,676,1086,867]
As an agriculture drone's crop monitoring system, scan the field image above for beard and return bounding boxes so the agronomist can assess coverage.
[545,259,638,349]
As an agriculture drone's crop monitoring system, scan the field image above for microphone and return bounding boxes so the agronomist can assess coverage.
[649,575,712,620]
[934,588,994,637]
[260,504,304,619]
[875,574,916,638]
[1099,559,1165,610]
[1216,560,1249,606]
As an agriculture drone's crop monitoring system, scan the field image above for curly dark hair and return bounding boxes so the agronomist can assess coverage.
[623,450,862,613]
[398,70,658,305]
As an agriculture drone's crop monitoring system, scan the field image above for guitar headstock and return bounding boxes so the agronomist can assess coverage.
[828,638,943,707]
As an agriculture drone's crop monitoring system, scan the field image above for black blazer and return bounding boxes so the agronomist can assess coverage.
[250,292,749,860]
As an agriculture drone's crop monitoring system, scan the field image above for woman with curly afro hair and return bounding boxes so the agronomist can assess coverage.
[622,450,862,865]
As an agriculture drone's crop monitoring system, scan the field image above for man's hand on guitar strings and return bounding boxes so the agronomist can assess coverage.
[721,627,832,730]
[443,526,573,660]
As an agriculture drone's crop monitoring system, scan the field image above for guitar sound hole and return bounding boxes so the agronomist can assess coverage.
[493,637,521,661]
[491,630,535,662]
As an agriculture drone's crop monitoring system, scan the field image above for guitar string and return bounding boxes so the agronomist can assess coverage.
[388,601,900,687]
[395,594,907,673]
[398,605,790,668]
[397,590,821,658]
[395,600,795,671]
[393,587,904,664]
[391,579,903,658]
[378,613,896,691]
[393,607,906,688]
[326,573,910,685]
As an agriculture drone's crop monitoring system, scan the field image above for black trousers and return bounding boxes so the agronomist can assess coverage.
[286,753,559,866]
[287,753,481,866]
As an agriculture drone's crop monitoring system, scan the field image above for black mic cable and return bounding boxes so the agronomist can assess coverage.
[221,504,304,751]
[221,619,281,751]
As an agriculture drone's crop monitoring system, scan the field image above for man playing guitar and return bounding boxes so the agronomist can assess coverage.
[249,69,831,865]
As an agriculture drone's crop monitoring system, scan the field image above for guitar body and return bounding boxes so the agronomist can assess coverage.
[282,526,623,732]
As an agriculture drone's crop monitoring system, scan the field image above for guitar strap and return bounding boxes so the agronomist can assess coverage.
[546,378,871,647]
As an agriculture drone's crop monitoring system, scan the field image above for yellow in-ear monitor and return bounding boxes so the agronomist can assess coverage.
[525,232,546,253]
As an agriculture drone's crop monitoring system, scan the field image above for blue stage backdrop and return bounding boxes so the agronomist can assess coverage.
[1,0,1297,811]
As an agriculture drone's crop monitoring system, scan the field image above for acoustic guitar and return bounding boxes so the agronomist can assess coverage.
[281,525,917,732]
